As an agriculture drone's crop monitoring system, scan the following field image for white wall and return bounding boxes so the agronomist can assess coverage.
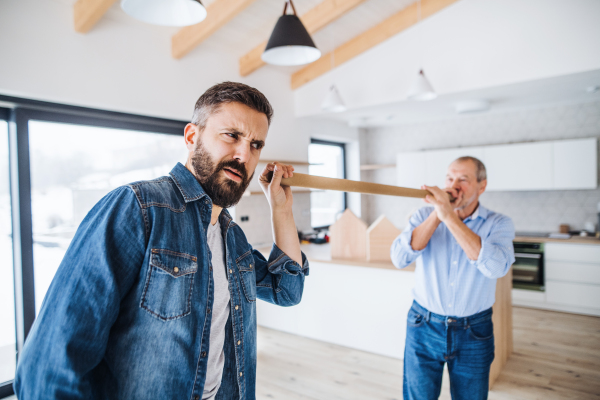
[294,0,600,117]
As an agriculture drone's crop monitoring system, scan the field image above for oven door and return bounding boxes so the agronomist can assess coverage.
[512,252,544,291]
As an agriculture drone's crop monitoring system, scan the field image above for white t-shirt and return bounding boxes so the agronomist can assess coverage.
[202,219,231,400]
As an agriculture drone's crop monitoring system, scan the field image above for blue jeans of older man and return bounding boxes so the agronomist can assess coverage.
[403,301,495,400]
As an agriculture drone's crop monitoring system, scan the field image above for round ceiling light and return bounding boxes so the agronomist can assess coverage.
[121,0,207,27]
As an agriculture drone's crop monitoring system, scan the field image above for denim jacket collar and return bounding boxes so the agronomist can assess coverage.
[169,162,207,203]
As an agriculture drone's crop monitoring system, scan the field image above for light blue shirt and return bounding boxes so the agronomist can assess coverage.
[391,204,515,317]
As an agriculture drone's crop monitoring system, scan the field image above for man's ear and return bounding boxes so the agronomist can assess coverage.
[478,179,487,195]
[184,123,198,150]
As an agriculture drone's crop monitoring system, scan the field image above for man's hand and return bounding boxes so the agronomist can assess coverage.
[259,162,295,213]
[422,185,458,223]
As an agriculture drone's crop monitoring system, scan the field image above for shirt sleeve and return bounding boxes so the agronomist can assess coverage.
[253,243,309,307]
[14,186,147,400]
[390,207,432,269]
[469,215,516,279]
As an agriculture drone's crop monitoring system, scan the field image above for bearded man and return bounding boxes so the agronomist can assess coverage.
[14,82,308,400]
[391,156,515,400]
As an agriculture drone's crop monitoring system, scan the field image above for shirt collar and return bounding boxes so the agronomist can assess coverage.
[169,162,207,203]
[464,202,489,222]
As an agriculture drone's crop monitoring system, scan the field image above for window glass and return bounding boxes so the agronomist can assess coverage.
[308,141,345,227]
[0,119,16,385]
[29,121,187,314]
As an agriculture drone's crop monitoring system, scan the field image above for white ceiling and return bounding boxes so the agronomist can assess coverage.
[309,69,600,128]
[59,0,416,72]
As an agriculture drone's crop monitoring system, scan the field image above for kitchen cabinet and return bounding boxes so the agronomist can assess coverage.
[396,151,426,188]
[514,242,600,316]
[553,138,598,189]
[396,138,598,191]
[485,142,554,191]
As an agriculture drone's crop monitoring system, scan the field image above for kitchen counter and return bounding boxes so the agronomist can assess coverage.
[514,235,600,245]
[298,243,415,271]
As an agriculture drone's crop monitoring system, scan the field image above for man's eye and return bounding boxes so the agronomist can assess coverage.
[252,143,263,150]
[226,133,238,139]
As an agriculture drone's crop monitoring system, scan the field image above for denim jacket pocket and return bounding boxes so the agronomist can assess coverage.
[236,252,256,302]
[141,249,198,321]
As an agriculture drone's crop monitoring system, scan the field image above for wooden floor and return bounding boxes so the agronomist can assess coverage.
[256,307,600,400]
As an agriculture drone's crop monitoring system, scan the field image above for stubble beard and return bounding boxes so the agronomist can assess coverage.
[190,141,254,208]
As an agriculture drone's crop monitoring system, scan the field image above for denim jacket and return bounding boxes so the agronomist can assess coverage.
[14,163,309,400]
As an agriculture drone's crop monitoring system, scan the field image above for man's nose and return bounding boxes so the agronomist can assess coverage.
[233,142,251,163]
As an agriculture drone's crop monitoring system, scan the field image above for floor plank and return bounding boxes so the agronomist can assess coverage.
[256,307,600,400]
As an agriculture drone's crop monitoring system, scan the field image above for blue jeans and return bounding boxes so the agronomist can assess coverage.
[403,301,495,400]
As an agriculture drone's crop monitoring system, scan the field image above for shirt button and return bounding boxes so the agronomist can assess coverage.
[201,351,206,357]
[448,304,452,307]
[207,308,211,314]
[453,261,457,265]
[235,305,239,310]
[237,340,241,345]
[173,267,179,273]
[450,282,454,286]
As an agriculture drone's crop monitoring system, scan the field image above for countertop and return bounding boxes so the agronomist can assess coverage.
[256,243,414,271]
[514,235,600,245]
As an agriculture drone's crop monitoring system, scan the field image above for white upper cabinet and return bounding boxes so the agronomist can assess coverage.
[485,142,554,191]
[396,151,426,189]
[553,138,598,190]
[396,138,598,192]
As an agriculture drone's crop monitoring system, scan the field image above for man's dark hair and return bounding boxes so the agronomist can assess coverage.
[455,156,487,182]
[191,81,273,130]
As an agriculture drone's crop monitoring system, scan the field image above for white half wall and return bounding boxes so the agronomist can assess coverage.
[294,0,600,117]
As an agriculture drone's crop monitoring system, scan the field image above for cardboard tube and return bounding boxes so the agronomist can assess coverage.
[270,172,455,201]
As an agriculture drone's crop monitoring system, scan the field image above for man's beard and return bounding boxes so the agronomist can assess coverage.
[190,142,254,208]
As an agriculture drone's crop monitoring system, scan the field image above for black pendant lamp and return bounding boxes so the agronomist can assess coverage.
[262,0,321,66]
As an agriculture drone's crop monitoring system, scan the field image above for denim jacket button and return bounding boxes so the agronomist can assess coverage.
[235,305,239,311]
[239,372,243,377]
[249,264,253,269]
[229,269,232,274]
[201,351,206,357]
[173,267,179,273]
[237,340,241,345]
[207,308,211,314]
[194,396,200,400]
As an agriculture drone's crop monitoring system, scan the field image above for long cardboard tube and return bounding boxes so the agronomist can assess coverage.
[270,172,455,201]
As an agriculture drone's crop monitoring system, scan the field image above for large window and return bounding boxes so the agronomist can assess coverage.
[308,139,346,228]
[29,121,187,313]
[0,116,16,388]
[0,96,187,398]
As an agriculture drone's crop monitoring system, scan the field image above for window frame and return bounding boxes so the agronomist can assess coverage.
[309,138,347,230]
[0,95,187,398]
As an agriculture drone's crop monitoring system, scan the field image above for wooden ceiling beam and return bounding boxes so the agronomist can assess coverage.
[239,0,368,77]
[291,0,460,90]
[172,0,259,59]
[74,0,118,33]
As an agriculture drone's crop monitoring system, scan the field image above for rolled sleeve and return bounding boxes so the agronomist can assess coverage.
[470,215,516,279]
[254,243,309,306]
[391,207,432,269]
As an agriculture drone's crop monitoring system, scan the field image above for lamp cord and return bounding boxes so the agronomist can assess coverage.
[283,0,297,16]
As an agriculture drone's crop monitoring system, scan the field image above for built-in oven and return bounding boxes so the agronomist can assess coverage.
[512,242,544,291]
